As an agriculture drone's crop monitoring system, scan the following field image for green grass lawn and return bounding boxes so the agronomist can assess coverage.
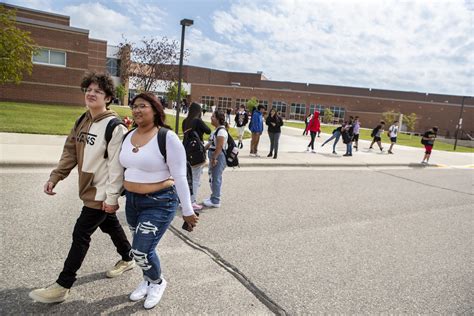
[284,120,473,153]
[0,102,249,140]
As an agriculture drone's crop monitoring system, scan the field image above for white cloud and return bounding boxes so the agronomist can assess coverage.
[189,0,474,95]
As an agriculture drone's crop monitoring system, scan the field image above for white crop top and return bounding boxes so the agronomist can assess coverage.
[119,129,193,216]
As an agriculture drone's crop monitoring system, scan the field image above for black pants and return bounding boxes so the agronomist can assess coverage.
[56,206,132,288]
[308,131,317,150]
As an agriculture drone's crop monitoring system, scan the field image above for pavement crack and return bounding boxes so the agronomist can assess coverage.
[169,225,289,316]
[372,169,473,196]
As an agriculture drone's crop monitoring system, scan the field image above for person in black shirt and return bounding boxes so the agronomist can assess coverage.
[421,126,438,164]
[265,108,284,159]
[234,104,248,149]
[182,102,212,210]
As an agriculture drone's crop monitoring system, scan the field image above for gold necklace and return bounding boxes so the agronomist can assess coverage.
[131,126,159,153]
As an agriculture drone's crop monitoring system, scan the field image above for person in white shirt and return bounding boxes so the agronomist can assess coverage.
[387,121,399,154]
[119,92,198,310]
[203,110,228,208]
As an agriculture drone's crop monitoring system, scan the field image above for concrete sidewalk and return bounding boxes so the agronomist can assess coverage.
[1,130,472,168]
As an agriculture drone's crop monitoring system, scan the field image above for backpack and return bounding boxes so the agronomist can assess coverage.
[122,127,194,196]
[75,112,126,159]
[183,125,206,166]
[215,127,239,167]
[370,127,377,137]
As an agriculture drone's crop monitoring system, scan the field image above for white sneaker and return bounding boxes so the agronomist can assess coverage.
[130,280,148,301]
[255,154,261,157]
[144,278,167,309]
[249,153,256,157]
[202,198,221,208]
[306,147,310,152]
[311,150,316,153]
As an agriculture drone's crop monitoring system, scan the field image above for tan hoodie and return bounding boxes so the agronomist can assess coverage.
[49,110,127,209]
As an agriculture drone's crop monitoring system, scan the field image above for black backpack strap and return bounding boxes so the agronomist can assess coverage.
[74,112,87,131]
[157,127,169,163]
[104,118,126,159]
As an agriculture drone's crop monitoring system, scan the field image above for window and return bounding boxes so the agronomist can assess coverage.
[290,103,306,120]
[32,48,66,67]
[235,98,248,108]
[272,101,288,118]
[330,106,346,120]
[201,96,215,110]
[217,97,232,111]
[258,99,268,109]
[310,104,325,115]
[106,58,121,77]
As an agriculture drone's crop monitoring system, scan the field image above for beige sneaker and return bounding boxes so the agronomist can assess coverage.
[29,283,70,303]
[106,260,135,278]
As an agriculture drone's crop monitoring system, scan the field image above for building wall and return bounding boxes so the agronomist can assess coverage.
[190,83,474,135]
[88,39,107,73]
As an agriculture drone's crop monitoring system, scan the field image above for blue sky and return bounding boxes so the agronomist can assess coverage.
[6,0,474,96]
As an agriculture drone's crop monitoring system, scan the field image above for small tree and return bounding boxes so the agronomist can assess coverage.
[246,97,258,112]
[115,84,126,105]
[0,6,38,84]
[166,81,187,105]
[323,108,334,123]
[117,36,183,92]
[382,110,399,126]
[404,113,417,132]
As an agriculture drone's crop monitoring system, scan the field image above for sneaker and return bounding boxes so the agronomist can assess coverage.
[249,153,256,157]
[273,154,277,159]
[144,278,167,309]
[130,280,148,301]
[267,153,273,157]
[380,147,384,152]
[343,153,350,156]
[255,154,261,157]
[202,198,221,208]
[29,283,70,303]
[306,147,310,152]
[332,151,337,155]
[369,147,373,150]
[388,150,393,154]
[106,260,135,278]
[311,150,316,153]
[192,203,203,211]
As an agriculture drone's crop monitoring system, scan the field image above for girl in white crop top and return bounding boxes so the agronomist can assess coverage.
[119,92,198,310]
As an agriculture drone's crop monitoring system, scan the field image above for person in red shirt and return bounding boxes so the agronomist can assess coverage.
[305,111,321,153]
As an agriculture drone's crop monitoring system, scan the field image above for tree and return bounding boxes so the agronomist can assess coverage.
[246,97,258,112]
[323,108,334,123]
[404,112,417,132]
[0,6,38,84]
[117,36,183,92]
[382,110,399,126]
[166,81,188,105]
[115,84,126,105]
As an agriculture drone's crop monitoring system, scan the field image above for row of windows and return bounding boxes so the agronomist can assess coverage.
[106,58,121,77]
[32,48,66,67]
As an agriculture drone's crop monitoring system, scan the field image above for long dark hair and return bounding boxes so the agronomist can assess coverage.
[130,92,171,129]
[182,102,202,131]
[213,110,229,129]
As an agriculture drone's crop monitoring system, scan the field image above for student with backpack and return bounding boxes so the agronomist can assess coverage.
[421,126,438,164]
[342,118,354,156]
[369,121,385,152]
[387,120,399,154]
[321,124,343,155]
[29,72,134,304]
[265,108,283,159]
[203,110,229,208]
[182,102,211,211]
[119,92,198,310]
[234,104,248,149]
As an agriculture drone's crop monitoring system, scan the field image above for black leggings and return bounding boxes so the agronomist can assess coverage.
[308,131,316,150]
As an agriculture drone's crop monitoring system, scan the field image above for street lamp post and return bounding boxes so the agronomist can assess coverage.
[453,96,470,151]
[175,18,194,134]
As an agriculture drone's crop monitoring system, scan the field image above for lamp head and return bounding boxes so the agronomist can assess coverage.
[180,19,194,26]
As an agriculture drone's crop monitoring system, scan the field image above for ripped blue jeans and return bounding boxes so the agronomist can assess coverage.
[125,186,178,283]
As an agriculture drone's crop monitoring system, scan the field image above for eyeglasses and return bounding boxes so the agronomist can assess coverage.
[82,88,105,95]
[129,103,151,111]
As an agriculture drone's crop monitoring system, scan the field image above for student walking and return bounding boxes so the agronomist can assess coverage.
[120,92,198,310]
[303,113,312,135]
[203,110,229,208]
[352,116,360,151]
[369,121,385,152]
[321,124,342,154]
[249,105,265,157]
[182,102,212,211]
[234,104,248,149]
[29,73,134,304]
[305,111,321,153]
[421,126,438,164]
[342,119,354,156]
[266,108,283,159]
[387,121,399,154]
[226,108,232,125]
